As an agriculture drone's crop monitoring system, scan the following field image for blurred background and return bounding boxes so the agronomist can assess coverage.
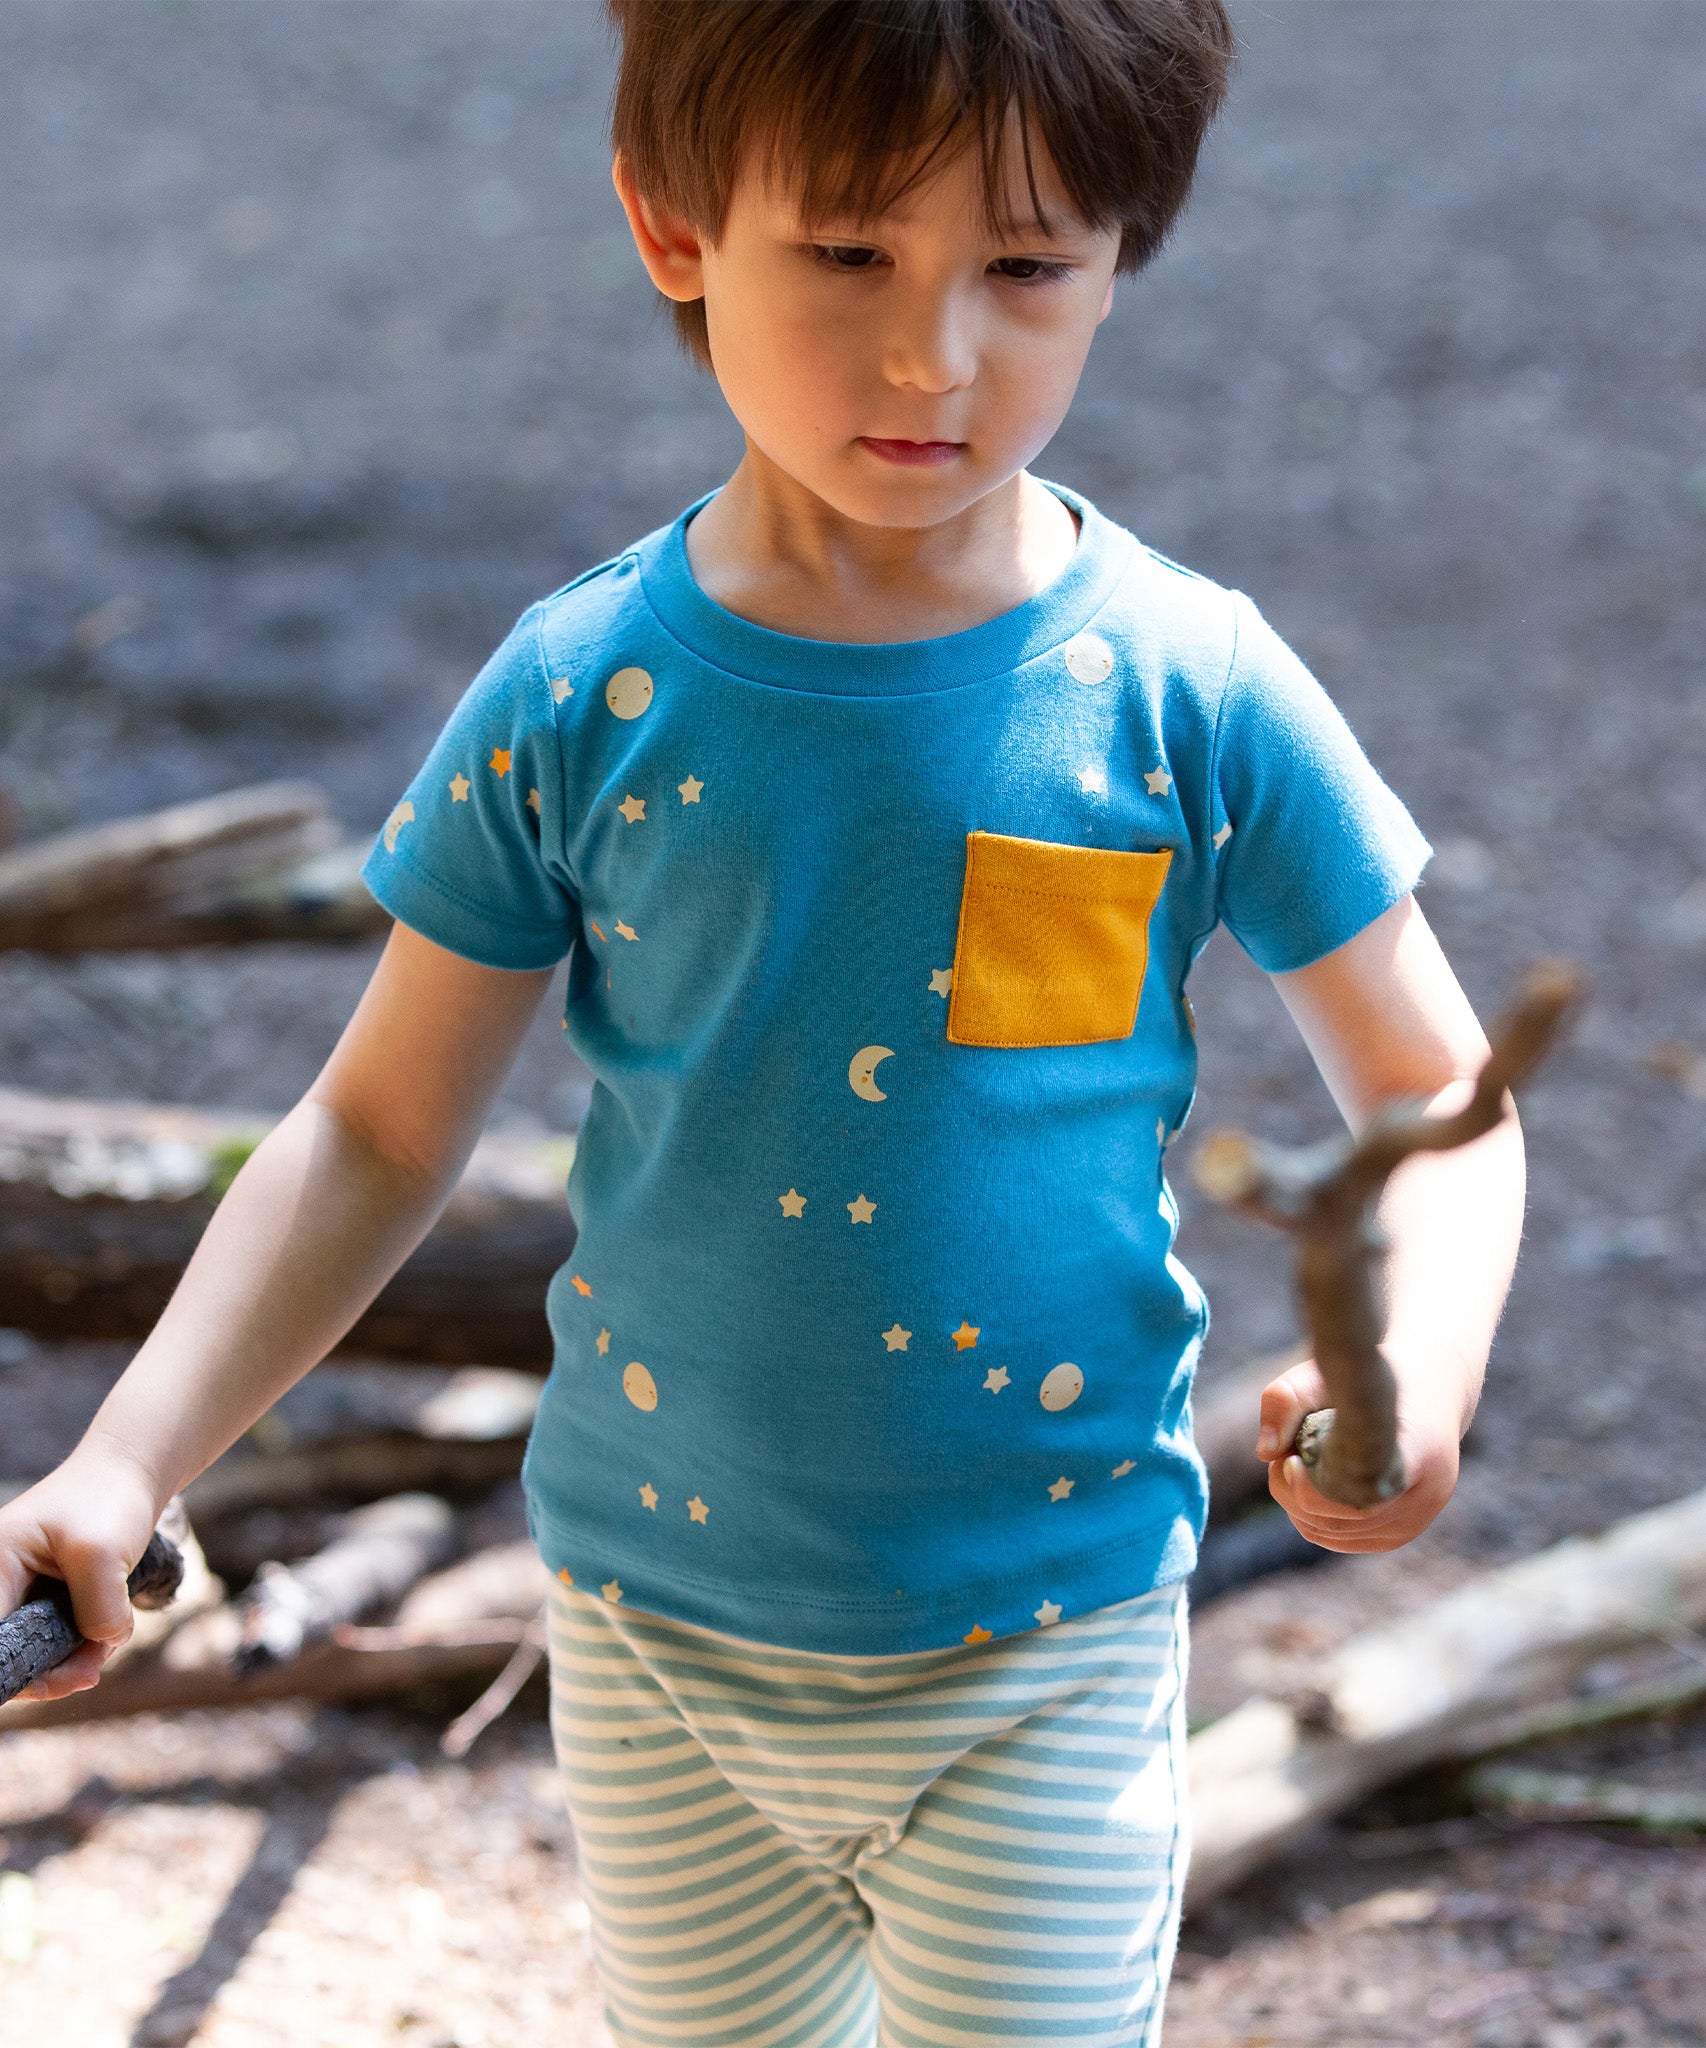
[1,4,1704,2045]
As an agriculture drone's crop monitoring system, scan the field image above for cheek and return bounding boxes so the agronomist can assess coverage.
[705,286,857,438]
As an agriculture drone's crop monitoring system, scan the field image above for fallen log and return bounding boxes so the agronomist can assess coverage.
[0,782,343,952]
[233,1492,457,1672]
[0,1088,576,1362]
[0,1540,549,1729]
[1185,1483,1706,1906]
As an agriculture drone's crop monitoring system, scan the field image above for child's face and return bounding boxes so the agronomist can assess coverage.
[619,135,1122,529]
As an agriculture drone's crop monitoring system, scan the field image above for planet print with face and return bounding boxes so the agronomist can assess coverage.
[622,1361,658,1411]
[1039,1363,1084,1411]
[605,666,654,719]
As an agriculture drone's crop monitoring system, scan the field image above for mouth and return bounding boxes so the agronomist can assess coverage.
[856,437,965,468]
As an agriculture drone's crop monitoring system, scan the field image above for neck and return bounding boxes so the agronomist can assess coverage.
[684,446,1079,643]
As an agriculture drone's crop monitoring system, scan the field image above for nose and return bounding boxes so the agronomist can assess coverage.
[881,285,977,396]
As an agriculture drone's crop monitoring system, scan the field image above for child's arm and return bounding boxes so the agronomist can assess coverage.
[1253,892,1526,1552]
[0,923,555,1698]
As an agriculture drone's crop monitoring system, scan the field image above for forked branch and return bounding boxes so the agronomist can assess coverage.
[1192,960,1583,1508]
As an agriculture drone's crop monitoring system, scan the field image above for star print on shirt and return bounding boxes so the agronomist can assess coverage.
[983,1365,1010,1393]
[601,1579,624,1604]
[618,794,646,823]
[1111,1459,1136,1479]
[1034,1600,1062,1626]
[638,1483,658,1510]
[448,773,471,802]
[489,747,512,778]
[570,1274,593,1297]
[928,968,954,997]
[963,1625,992,1645]
[596,1328,611,1355]
[951,1322,980,1350]
[1047,1476,1075,1502]
[778,1189,806,1218]
[549,676,574,703]
[848,1195,877,1224]
[557,1567,574,1585]
[588,921,607,941]
[678,775,703,804]
[526,787,541,813]
[882,1324,911,1352]
[1145,766,1173,797]
[1214,821,1233,849]
[615,921,638,941]
[687,1496,709,1524]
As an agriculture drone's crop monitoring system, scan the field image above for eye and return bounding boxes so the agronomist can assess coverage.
[814,243,884,270]
[990,256,1073,284]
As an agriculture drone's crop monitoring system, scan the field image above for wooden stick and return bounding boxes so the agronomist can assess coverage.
[1192,962,1583,1507]
[0,1512,187,1707]
[0,1539,552,1729]
[0,1088,577,1363]
[439,1607,548,1758]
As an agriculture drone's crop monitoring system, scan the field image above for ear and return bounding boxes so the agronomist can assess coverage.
[612,152,707,304]
[1097,273,1117,323]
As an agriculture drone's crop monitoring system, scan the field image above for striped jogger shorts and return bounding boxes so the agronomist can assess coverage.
[546,1577,1190,2047]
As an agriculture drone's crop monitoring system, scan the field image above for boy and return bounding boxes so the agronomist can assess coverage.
[0,2,1525,2041]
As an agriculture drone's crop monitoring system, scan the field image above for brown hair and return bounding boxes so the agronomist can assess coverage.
[607,0,1236,365]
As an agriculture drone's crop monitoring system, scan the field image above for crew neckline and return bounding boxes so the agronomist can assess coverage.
[636,479,1132,698]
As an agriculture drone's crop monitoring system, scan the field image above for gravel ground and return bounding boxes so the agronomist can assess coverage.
[3,2,1705,2042]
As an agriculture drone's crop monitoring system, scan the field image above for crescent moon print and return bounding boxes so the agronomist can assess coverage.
[848,1046,894,1102]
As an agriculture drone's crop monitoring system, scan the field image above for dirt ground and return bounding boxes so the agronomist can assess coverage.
[3,2,1706,2043]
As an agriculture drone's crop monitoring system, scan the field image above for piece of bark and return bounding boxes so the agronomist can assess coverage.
[232,1492,457,1673]
[1185,1482,1706,1906]
[0,1539,548,1728]
[1192,963,1581,1508]
[0,782,340,953]
[0,1088,576,1362]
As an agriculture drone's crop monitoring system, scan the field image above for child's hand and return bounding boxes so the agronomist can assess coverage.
[1255,1355,1460,1554]
[0,1451,163,1701]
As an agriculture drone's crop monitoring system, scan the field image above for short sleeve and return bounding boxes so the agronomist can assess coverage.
[360,605,578,970]
[1212,594,1431,973]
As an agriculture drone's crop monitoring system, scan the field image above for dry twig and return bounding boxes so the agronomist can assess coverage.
[1193,961,1582,1507]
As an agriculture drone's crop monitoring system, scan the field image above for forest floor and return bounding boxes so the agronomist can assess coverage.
[3,3,1705,2043]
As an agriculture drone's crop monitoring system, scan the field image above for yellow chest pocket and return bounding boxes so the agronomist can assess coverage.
[946,830,1173,1049]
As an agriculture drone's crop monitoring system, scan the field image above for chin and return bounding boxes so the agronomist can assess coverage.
[816,461,996,531]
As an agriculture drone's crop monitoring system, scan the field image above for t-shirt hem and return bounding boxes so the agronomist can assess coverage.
[360,844,572,971]
[525,1500,1200,1656]
[1231,839,1432,976]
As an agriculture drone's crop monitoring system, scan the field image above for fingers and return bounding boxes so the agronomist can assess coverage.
[1256,1361,1329,1462]
[1267,1428,1458,1554]
[17,1638,113,1703]
[55,1532,138,1653]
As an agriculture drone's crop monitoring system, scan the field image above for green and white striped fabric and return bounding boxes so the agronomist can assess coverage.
[547,1579,1189,2046]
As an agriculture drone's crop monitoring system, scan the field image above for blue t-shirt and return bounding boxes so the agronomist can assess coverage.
[361,483,1429,1653]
